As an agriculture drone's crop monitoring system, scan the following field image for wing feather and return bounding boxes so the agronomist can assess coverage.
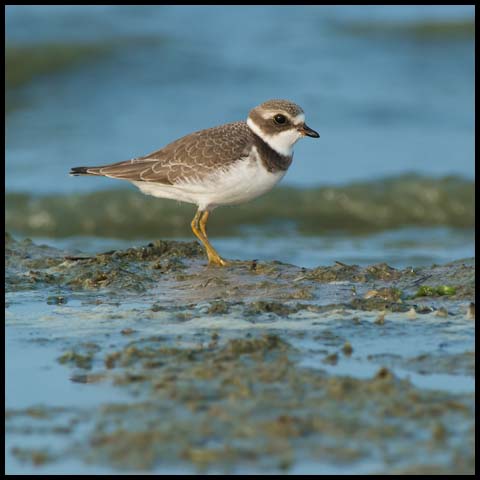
[79,122,254,185]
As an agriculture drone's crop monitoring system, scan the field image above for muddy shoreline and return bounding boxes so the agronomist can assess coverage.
[5,233,475,474]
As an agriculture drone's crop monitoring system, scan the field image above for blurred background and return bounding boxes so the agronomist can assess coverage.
[5,5,475,267]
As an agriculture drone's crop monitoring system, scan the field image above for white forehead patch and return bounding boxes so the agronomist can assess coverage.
[247,117,302,156]
[292,113,305,125]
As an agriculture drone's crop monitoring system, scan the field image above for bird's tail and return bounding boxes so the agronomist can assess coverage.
[70,166,97,176]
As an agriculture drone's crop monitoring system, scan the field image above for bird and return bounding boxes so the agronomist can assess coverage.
[70,99,319,266]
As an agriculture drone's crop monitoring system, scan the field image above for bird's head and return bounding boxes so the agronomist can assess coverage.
[247,99,319,156]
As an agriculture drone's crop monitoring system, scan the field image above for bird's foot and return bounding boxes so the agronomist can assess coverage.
[207,254,229,267]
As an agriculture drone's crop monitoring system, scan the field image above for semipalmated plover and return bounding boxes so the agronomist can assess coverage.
[70,99,319,266]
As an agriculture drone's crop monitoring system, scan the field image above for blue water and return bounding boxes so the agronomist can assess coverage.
[5,5,475,194]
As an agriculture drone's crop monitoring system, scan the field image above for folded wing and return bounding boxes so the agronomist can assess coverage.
[70,121,253,185]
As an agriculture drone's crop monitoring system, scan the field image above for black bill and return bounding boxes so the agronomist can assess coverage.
[299,123,320,138]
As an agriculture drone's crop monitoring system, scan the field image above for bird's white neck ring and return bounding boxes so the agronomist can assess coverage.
[247,117,300,157]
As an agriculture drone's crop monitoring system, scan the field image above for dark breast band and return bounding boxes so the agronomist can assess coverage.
[250,132,293,173]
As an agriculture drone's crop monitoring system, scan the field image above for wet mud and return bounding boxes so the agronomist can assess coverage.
[5,233,475,474]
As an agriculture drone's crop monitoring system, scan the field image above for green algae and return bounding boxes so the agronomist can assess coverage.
[415,284,457,297]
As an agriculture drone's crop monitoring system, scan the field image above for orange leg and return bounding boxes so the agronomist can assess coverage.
[190,209,228,266]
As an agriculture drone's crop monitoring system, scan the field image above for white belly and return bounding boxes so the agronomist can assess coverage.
[133,148,286,211]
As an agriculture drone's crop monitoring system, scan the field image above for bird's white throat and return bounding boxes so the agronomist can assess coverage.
[247,117,301,156]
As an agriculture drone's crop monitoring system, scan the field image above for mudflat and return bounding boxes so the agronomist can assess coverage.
[5,233,475,474]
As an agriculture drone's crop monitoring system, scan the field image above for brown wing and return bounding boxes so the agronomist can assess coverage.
[74,121,254,185]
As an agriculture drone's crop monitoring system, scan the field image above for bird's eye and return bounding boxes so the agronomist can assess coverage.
[273,114,287,124]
